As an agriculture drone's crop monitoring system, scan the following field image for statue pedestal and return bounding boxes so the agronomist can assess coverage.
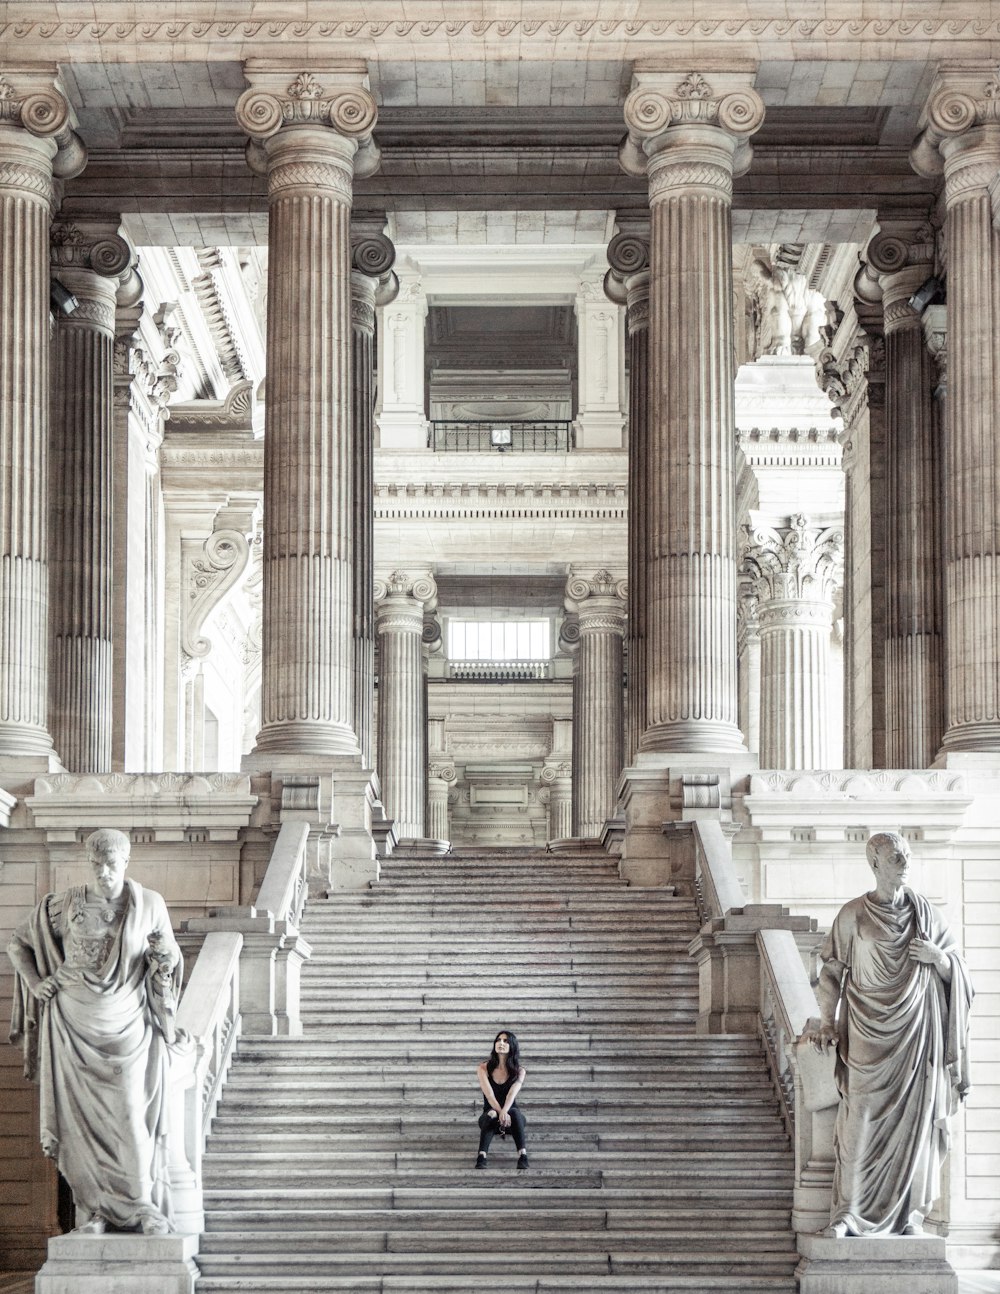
[36,1233,199,1293]
[796,1234,957,1293]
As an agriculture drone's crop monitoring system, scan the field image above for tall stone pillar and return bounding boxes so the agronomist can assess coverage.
[606,221,650,764]
[913,69,1000,754]
[350,221,396,770]
[742,516,844,769]
[737,583,761,757]
[48,221,135,772]
[374,570,437,841]
[565,570,627,838]
[865,224,945,768]
[541,762,573,843]
[0,70,85,767]
[621,70,764,755]
[236,64,379,763]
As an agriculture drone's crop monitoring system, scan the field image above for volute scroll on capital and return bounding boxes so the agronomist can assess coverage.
[912,66,1000,197]
[0,71,87,179]
[50,222,135,281]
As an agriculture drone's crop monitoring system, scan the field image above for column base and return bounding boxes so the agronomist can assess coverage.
[795,1234,956,1294]
[37,1233,200,1294]
[938,721,1000,756]
[243,721,360,765]
[640,720,748,755]
[392,837,452,857]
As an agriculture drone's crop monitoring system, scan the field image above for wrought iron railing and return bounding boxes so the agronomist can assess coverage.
[430,421,573,453]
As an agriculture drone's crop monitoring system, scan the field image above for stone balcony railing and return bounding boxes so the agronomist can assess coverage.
[447,659,551,681]
[429,420,574,453]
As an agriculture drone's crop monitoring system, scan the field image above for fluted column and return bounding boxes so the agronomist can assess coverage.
[565,570,627,837]
[913,69,1000,753]
[350,222,396,770]
[48,222,135,771]
[621,70,764,753]
[866,225,945,767]
[0,71,86,764]
[606,220,650,764]
[742,516,844,769]
[236,65,379,761]
[427,760,455,844]
[374,571,436,840]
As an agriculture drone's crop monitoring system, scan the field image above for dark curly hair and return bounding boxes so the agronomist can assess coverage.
[487,1029,522,1077]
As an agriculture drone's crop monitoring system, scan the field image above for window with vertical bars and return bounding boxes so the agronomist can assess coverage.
[446,620,550,662]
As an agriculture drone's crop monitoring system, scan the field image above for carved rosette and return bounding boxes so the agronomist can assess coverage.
[742,517,844,618]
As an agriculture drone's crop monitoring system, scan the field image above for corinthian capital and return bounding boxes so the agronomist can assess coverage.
[0,69,86,179]
[236,60,380,177]
[621,68,764,179]
[741,516,844,606]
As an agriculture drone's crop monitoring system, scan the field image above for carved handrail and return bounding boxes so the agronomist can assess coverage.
[692,818,746,922]
[757,927,820,1132]
[169,930,243,1235]
[255,819,310,927]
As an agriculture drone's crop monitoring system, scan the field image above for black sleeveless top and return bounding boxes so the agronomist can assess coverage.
[483,1066,520,1111]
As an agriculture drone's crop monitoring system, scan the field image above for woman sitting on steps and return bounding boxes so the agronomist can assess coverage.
[475,1030,528,1170]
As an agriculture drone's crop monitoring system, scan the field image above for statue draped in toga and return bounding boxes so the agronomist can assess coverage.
[803,831,973,1237]
[8,828,182,1235]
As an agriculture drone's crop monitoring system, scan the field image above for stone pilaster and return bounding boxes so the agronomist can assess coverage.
[737,581,761,757]
[48,221,135,772]
[0,70,85,767]
[350,221,396,770]
[913,67,1000,753]
[621,69,764,754]
[236,63,379,762]
[816,298,887,770]
[374,570,437,841]
[866,223,945,768]
[565,570,627,837]
[575,268,625,449]
[742,516,844,769]
[607,220,650,765]
[376,264,428,450]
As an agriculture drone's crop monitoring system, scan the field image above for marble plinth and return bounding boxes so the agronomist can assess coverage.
[796,1233,957,1294]
[36,1233,199,1294]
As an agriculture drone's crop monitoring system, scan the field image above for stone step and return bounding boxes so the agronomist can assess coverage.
[195,1278,796,1293]
[202,1159,792,1182]
[194,1251,799,1278]
[198,1228,797,1255]
[218,1080,775,1100]
[203,1206,793,1232]
[231,1037,766,1059]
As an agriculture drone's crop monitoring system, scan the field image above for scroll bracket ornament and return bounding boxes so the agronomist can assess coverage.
[182,510,257,660]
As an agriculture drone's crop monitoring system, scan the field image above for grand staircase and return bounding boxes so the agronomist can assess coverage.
[195,848,799,1292]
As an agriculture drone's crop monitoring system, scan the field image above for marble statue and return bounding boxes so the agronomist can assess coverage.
[803,832,973,1237]
[8,828,182,1235]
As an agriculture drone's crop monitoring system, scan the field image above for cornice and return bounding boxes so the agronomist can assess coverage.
[373,481,627,521]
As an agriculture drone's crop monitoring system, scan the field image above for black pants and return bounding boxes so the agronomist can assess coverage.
[478,1105,526,1155]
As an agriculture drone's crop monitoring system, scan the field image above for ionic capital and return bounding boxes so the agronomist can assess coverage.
[865,220,937,323]
[565,569,627,635]
[741,516,844,607]
[621,69,764,183]
[428,761,457,784]
[237,61,380,182]
[0,69,86,180]
[351,222,398,326]
[606,219,651,330]
[374,570,438,634]
[912,65,1000,211]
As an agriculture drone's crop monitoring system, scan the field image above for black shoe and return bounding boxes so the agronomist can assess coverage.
[475,1154,487,1169]
[517,1153,529,1170]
